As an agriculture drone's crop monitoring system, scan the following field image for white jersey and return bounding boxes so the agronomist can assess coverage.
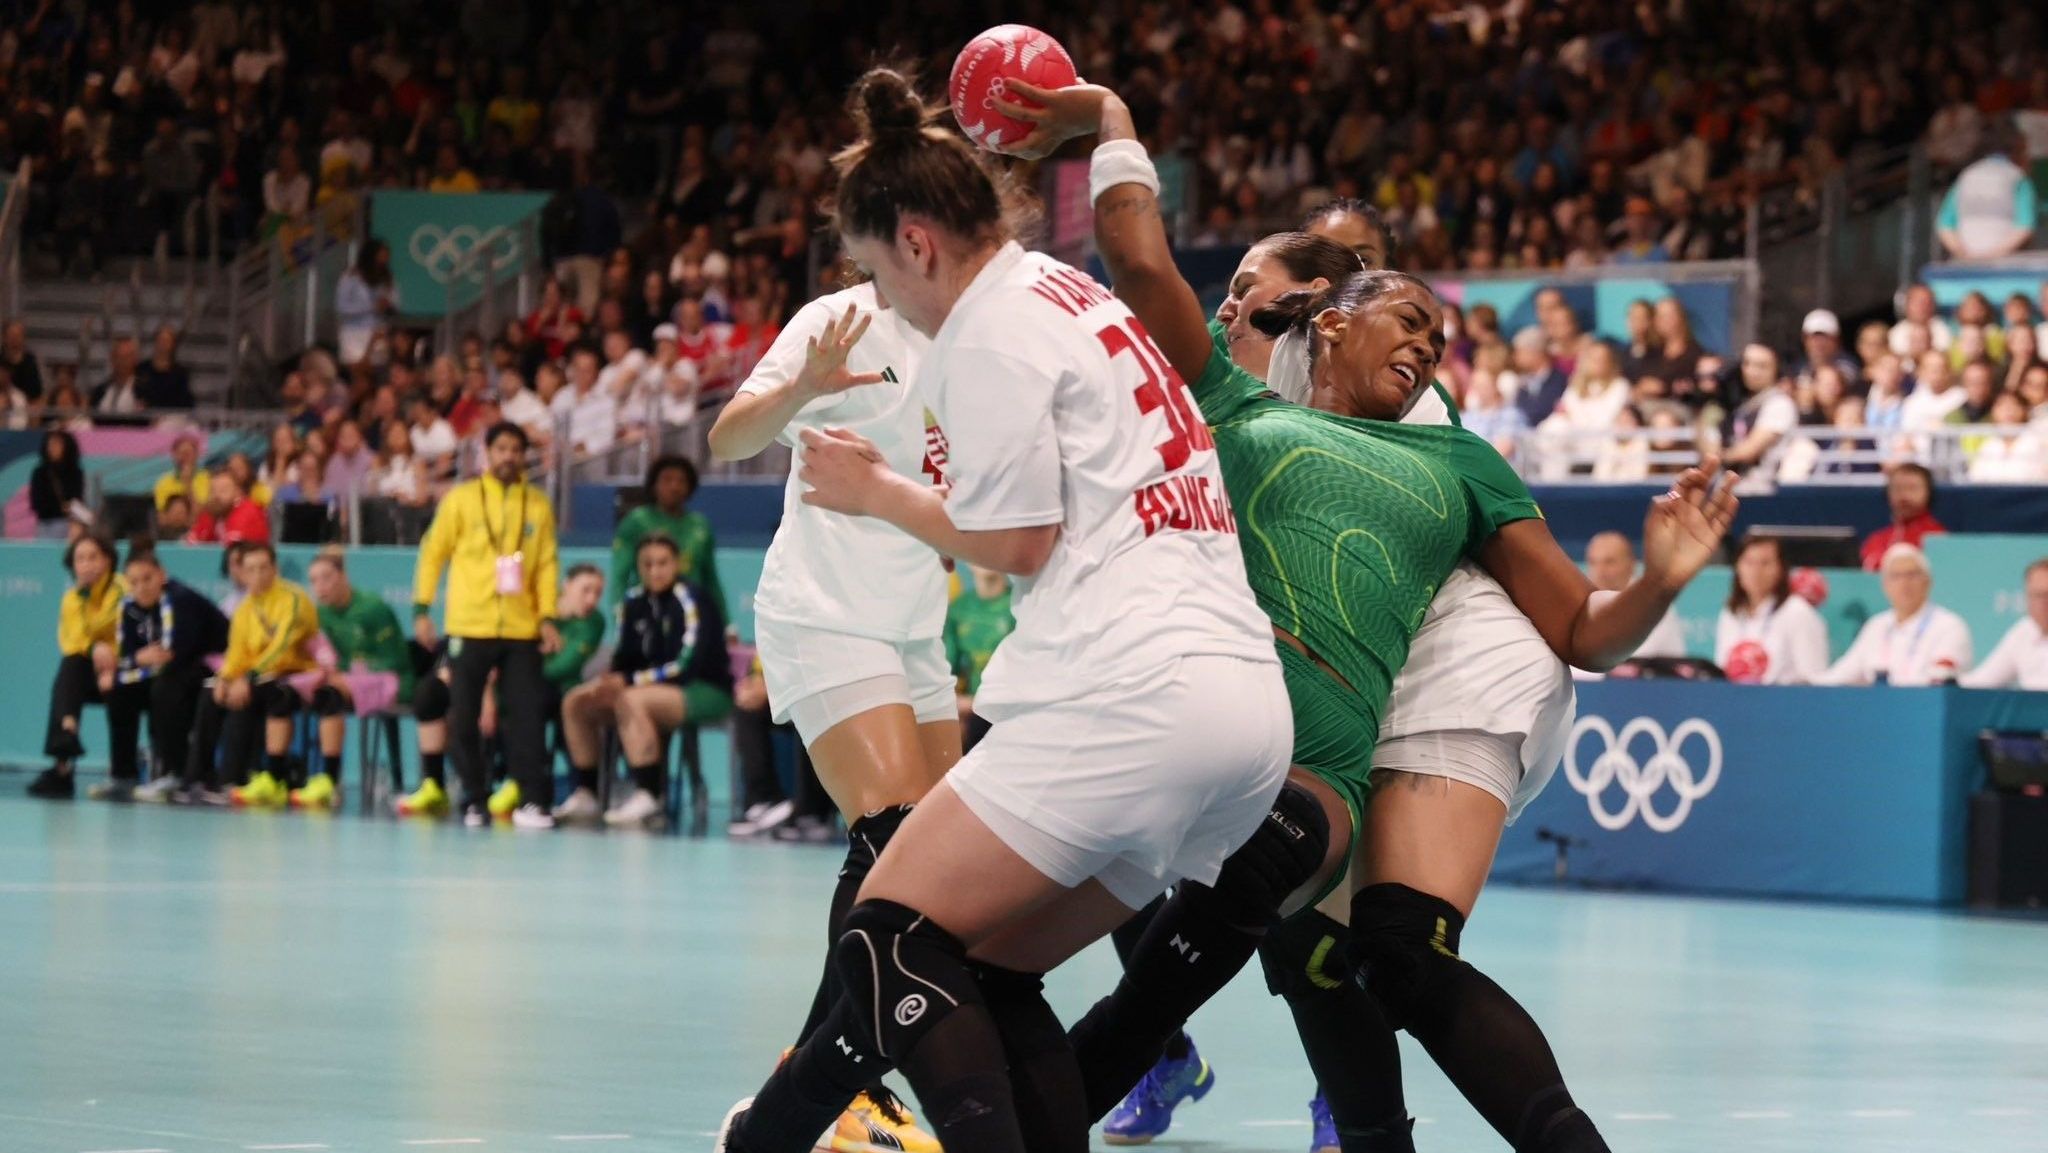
[1960,617,2048,690]
[742,284,948,642]
[1715,595,1831,685]
[922,244,1275,719]
[1816,604,1974,686]
[1378,372,1574,777]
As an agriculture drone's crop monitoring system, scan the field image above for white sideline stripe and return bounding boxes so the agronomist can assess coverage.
[79,1148,171,1153]
[1848,1109,1915,1119]
[401,1141,486,1147]
[1729,1110,1793,1120]
[1614,1113,1674,1121]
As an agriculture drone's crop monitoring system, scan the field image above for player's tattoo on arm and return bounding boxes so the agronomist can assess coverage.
[1098,191,1161,222]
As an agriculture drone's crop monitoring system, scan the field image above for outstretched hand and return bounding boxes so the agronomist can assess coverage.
[989,80,1117,160]
[796,305,888,401]
[1641,456,1739,591]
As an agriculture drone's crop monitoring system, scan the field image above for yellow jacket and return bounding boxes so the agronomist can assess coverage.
[413,474,560,640]
[219,579,320,681]
[58,572,126,656]
[154,468,210,511]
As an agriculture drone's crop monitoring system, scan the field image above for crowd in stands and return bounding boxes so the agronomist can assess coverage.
[1437,279,2048,482]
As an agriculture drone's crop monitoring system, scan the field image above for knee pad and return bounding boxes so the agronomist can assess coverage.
[258,682,301,718]
[1345,883,1466,1032]
[1258,909,1352,999]
[1208,781,1331,927]
[413,676,450,723]
[312,686,348,717]
[834,898,982,1062]
[842,804,913,882]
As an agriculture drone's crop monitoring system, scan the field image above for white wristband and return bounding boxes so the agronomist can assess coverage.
[1090,139,1160,206]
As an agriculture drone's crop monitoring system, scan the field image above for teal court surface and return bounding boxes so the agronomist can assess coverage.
[2,794,2044,1153]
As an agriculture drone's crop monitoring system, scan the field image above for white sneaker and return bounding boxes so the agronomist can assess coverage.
[554,786,602,825]
[713,1097,753,1153]
[604,788,666,830]
[134,776,182,803]
[512,803,556,831]
[752,798,795,832]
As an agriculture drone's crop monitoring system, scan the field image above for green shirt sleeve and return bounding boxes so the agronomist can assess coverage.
[1189,320,1268,426]
[545,611,606,689]
[688,513,729,623]
[609,507,644,607]
[1445,428,1544,557]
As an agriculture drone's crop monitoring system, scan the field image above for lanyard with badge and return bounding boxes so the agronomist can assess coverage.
[484,482,529,595]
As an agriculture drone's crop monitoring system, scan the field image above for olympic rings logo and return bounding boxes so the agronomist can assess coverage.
[407,224,524,285]
[1563,716,1722,833]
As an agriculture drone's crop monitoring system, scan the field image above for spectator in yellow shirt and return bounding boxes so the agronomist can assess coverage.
[180,542,320,808]
[27,533,125,799]
[153,432,209,512]
[426,144,480,194]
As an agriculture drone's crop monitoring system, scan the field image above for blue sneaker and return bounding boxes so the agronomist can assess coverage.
[1309,1091,1339,1153]
[1101,1039,1216,1145]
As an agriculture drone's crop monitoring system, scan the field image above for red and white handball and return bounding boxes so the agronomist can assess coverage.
[948,24,1078,153]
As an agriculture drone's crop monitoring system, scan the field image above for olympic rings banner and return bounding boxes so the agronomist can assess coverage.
[369,191,550,318]
[1493,681,2048,904]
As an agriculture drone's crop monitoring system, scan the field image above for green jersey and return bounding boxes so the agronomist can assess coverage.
[944,585,1016,696]
[543,610,607,691]
[318,590,414,700]
[612,505,726,620]
[1192,323,1541,747]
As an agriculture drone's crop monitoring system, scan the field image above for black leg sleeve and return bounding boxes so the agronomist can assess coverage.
[149,666,204,779]
[444,640,495,806]
[104,681,146,781]
[184,694,228,787]
[495,640,550,811]
[732,701,785,810]
[45,654,99,758]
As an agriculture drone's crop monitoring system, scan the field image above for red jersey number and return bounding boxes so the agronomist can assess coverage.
[1097,319,1213,471]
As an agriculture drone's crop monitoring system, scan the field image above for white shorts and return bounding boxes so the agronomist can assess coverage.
[1371,726,1564,824]
[754,617,956,745]
[946,654,1293,909]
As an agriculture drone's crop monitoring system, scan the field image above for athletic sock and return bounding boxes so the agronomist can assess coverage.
[1264,913,1414,1151]
[570,765,597,793]
[264,751,290,779]
[1069,882,1269,1122]
[1109,894,1195,1063]
[422,752,445,786]
[629,761,665,797]
[735,999,882,1152]
[901,1003,1024,1153]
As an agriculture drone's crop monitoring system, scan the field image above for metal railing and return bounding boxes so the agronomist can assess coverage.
[225,198,364,403]
[438,211,544,366]
[0,159,27,320]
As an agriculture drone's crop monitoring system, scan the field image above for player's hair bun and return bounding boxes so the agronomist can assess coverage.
[854,67,929,139]
[1250,287,1333,339]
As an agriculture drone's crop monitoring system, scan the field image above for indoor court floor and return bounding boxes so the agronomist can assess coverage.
[2,793,2044,1153]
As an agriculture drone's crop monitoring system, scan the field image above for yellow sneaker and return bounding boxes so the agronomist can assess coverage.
[289,772,338,811]
[486,779,522,820]
[396,777,449,818]
[822,1091,942,1153]
[229,771,287,809]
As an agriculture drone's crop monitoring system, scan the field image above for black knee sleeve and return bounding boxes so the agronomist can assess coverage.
[1209,781,1331,927]
[258,681,301,718]
[1258,909,1352,999]
[835,899,983,1062]
[843,804,912,881]
[312,686,348,717]
[413,676,450,723]
[1346,882,1467,1031]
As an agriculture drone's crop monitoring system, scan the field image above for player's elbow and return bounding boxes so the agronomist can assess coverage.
[987,525,1059,578]
[706,410,748,461]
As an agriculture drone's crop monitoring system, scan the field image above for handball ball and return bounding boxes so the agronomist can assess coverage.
[1789,566,1829,607]
[949,24,1078,153]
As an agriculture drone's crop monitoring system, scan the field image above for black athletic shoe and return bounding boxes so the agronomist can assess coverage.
[27,767,75,799]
